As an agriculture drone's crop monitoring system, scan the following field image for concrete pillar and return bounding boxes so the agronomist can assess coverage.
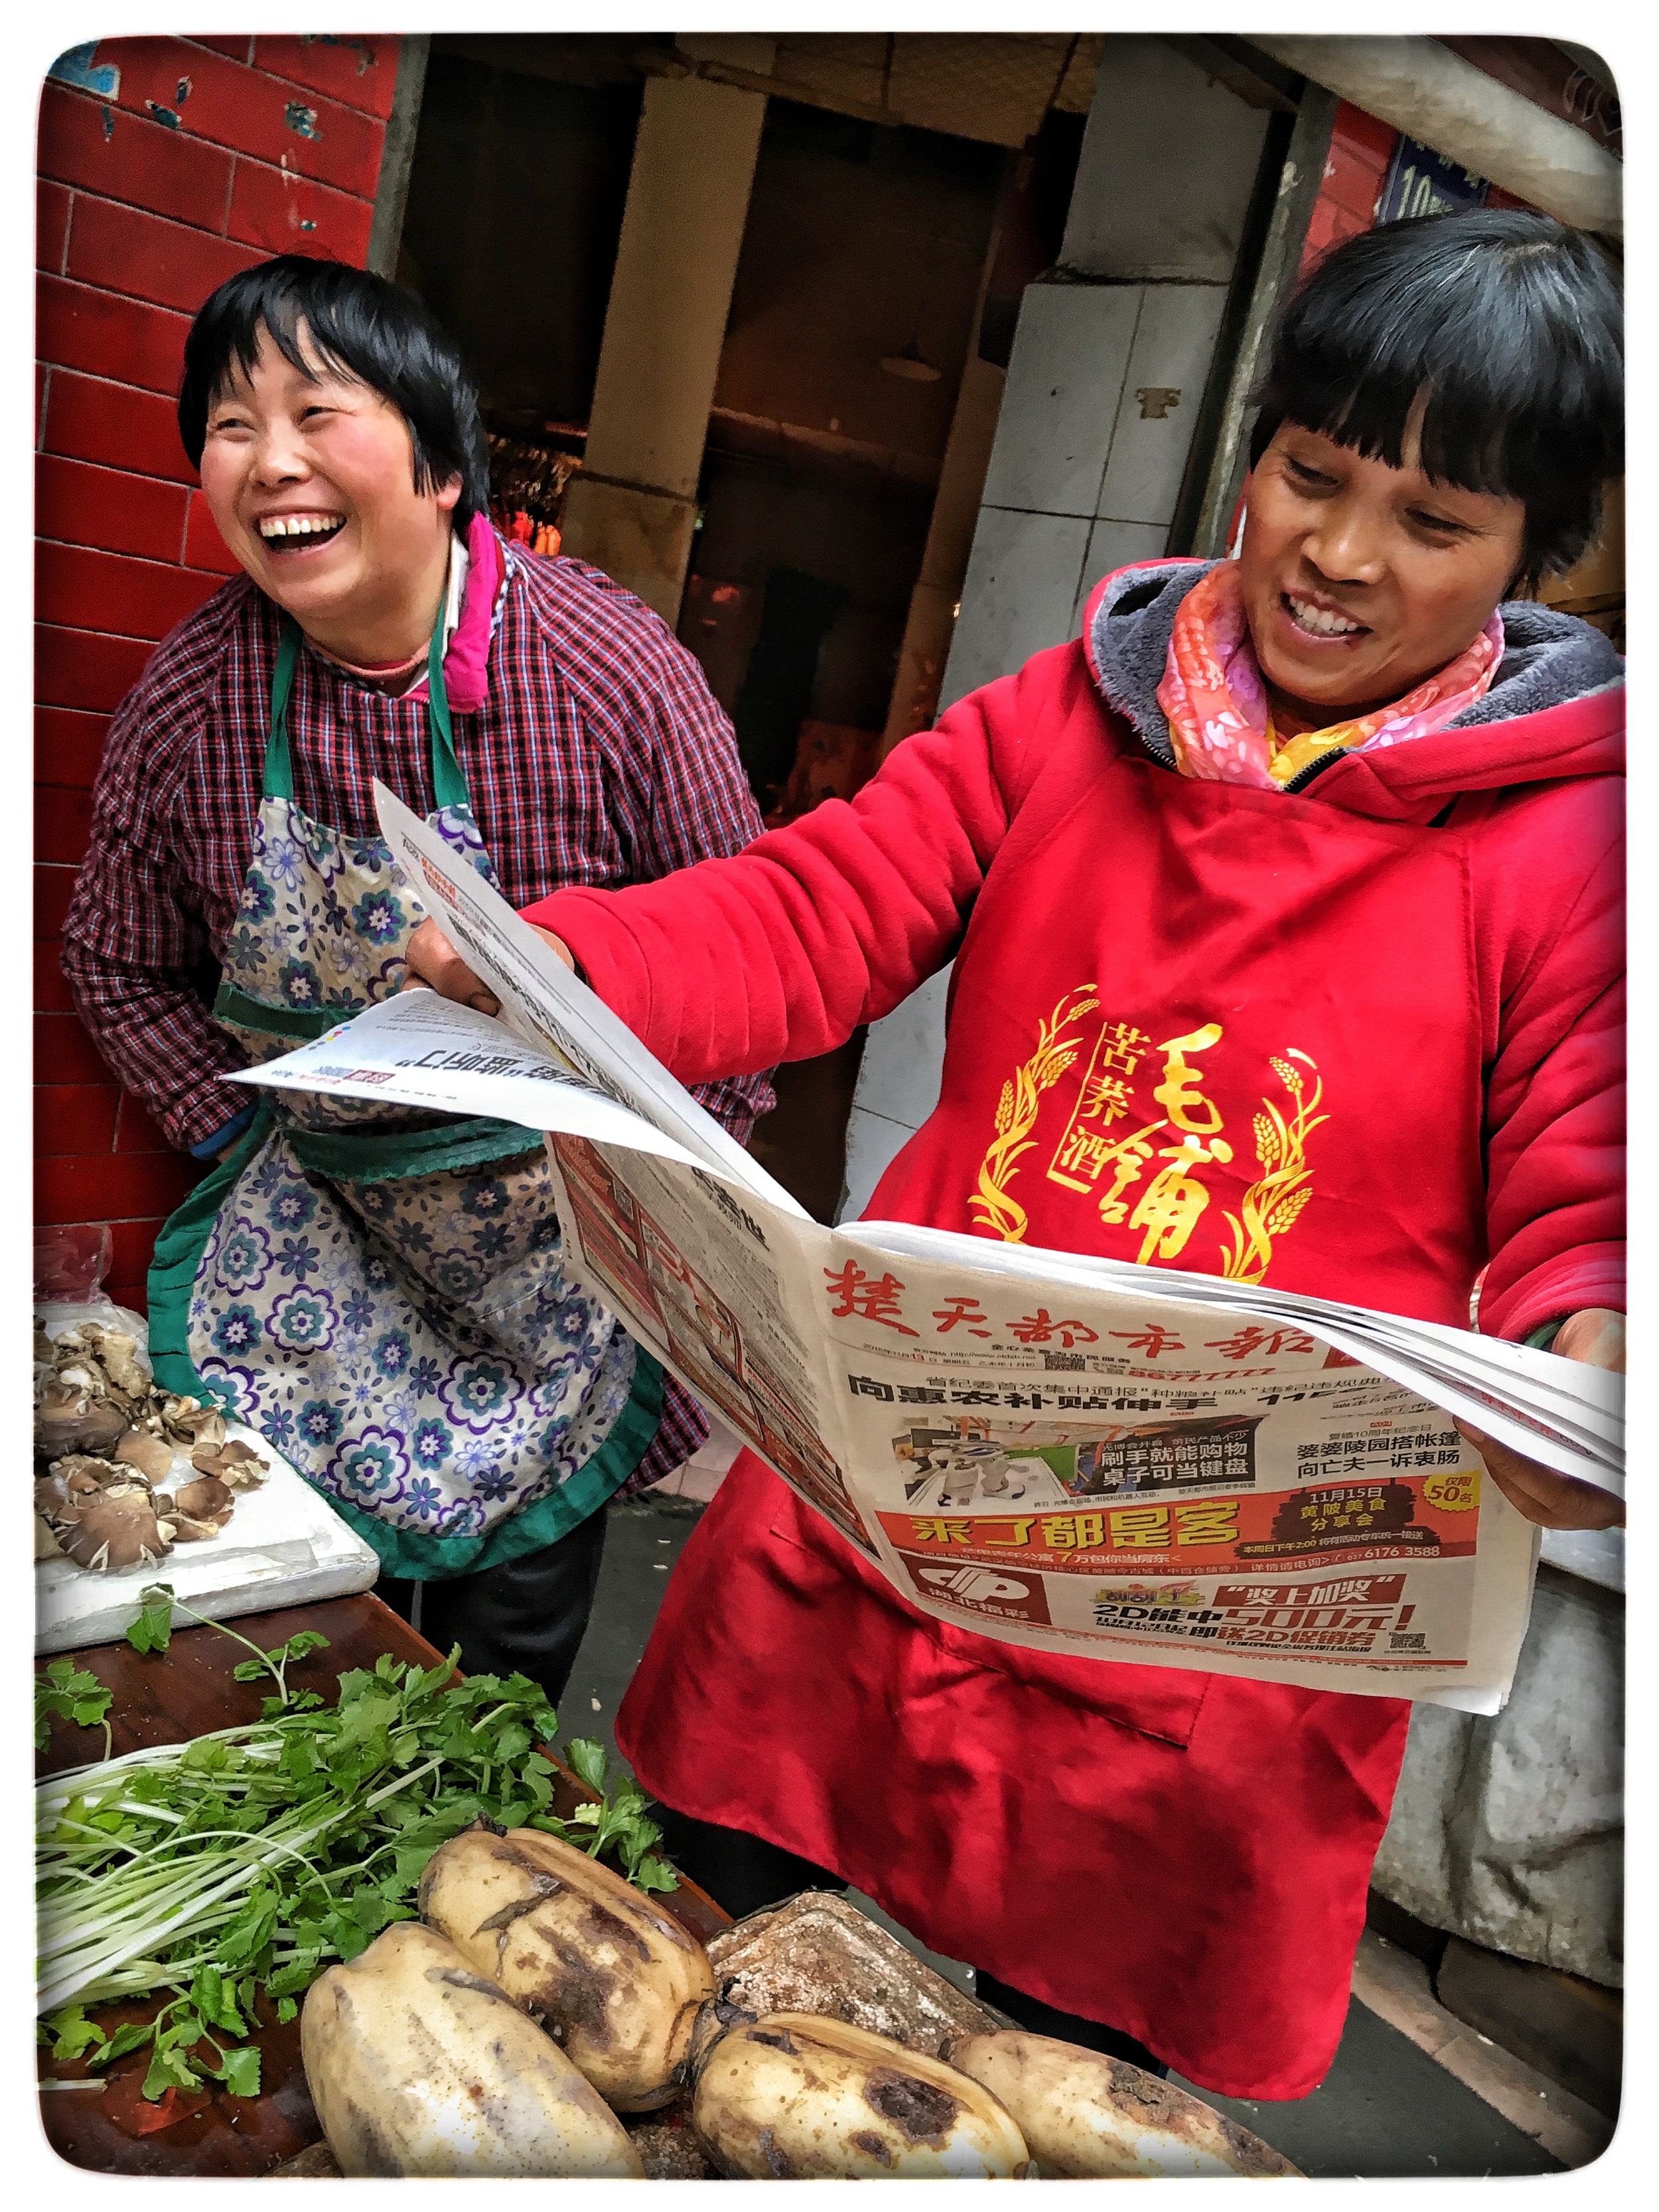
[559,38,773,623]
[842,38,1273,1218]
[936,38,1270,711]
[880,355,1007,755]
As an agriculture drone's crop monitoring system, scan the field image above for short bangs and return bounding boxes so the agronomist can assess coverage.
[177,256,490,526]
[1250,210,1623,585]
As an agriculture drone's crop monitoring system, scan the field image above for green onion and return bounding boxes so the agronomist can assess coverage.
[36,1619,676,2102]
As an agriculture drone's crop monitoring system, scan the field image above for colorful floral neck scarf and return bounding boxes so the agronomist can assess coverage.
[1156,560,1504,790]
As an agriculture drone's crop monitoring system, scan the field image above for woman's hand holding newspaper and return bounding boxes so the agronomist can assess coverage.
[404,914,573,1017]
[1455,1309,1624,1530]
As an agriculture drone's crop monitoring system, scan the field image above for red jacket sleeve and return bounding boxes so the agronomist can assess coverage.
[1478,819,1624,1341]
[520,661,1042,1082]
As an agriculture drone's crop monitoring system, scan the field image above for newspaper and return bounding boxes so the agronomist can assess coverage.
[232,783,1624,1715]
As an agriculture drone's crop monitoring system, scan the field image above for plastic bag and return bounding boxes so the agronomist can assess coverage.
[35,1222,114,1304]
[35,1226,149,1351]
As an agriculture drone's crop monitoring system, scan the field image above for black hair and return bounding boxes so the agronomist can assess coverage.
[177,256,490,528]
[1250,210,1623,589]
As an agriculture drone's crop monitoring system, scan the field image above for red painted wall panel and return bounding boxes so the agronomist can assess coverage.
[1301,104,1398,277]
[183,492,243,576]
[37,454,190,563]
[35,623,157,714]
[36,1151,201,1226]
[35,944,79,1014]
[35,866,78,940]
[115,1095,176,1154]
[35,36,394,1305]
[226,155,377,263]
[37,541,224,643]
[35,786,96,868]
[1297,102,1540,280]
[36,277,192,399]
[36,707,113,792]
[66,194,266,316]
[36,1013,115,1083]
[38,180,70,272]
[43,369,199,485]
[109,1221,173,1307]
[36,1085,121,1158]
[108,40,386,200]
[38,82,235,232]
[252,34,401,121]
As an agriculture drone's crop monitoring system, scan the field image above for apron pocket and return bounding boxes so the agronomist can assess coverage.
[286,1117,543,1183]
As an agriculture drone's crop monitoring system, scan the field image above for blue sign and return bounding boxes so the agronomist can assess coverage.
[1378,135,1490,225]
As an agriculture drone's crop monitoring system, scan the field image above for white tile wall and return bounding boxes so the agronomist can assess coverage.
[941,505,1092,707]
[1060,38,1270,285]
[977,283,1143,518]
[841,964,952,1220]
[1072,518,1169,630]
[1094,284,1230,527]
[853,966,952,1130]
[839,1103,919,1224]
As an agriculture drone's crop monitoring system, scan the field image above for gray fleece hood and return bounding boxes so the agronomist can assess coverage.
[1085,559,1624,778]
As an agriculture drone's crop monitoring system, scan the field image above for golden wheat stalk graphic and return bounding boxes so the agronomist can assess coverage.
[1218,1049,1327,1284]
[970,986,1101,1241]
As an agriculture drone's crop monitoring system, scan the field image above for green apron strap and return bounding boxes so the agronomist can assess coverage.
[425,605,470,814]
[265,567,472,816]
[263,623,301,802]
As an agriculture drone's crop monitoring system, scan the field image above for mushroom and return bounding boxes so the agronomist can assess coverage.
[56,1493,174,1572]
[35,1473,74,1519]
[76,1325,153,1403]
[174,1475,236,1531]
[35,1382,128,1461]
[161,1396,228,1453]
[169,1516,222,1543]
[190,1438,269,1489]
[33,1321,246,1571]
[48,1455,135,1495]
[114,1429,177,1483]
[35,1514,66,1562]
[150,1493,216,1542]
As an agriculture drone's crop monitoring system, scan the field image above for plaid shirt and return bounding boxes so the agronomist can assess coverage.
[63,544,773,1147]
[62,542,774,1489]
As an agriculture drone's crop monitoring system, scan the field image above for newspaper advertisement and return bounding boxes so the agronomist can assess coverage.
[232,782,1623,1714]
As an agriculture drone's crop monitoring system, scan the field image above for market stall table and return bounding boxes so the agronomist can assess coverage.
[34,1591,730,2176]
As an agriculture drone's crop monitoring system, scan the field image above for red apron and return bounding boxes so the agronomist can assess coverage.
[619,715,1489,2099]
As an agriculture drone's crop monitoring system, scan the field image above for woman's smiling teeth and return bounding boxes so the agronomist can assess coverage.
[257,513,346,549]
[1283,591,1367,639]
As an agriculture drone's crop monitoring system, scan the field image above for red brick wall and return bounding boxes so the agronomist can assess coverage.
[35,34,400,1309]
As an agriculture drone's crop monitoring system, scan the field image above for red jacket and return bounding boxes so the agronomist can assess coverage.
[523,565,1624,2095]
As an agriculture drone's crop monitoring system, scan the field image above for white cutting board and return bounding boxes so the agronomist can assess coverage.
[35,1305,380,1656]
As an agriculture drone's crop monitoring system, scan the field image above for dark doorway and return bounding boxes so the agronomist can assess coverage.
[397,43,642,436]
[732,567,847,804]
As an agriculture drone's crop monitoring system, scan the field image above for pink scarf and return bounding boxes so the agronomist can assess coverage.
[1156,561,1503,790]
[316,512,502,707]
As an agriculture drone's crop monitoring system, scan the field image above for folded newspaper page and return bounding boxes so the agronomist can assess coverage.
[232,784,1624,1715]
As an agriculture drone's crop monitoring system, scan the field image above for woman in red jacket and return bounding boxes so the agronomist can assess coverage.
[410,211,1624,2098]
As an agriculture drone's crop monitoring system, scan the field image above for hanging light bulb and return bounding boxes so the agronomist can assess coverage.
[879,338,942,383]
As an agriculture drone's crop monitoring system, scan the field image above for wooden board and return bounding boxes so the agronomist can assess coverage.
[36,1593,729,2175]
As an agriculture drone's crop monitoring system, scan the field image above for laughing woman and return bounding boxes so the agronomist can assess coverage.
[409,212,1624,2099]
[62,258,770,1701]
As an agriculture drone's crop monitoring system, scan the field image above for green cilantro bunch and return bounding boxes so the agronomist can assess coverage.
[36,1590,676,2102]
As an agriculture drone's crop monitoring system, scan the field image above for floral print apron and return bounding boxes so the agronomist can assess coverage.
[148,613,655,1576]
